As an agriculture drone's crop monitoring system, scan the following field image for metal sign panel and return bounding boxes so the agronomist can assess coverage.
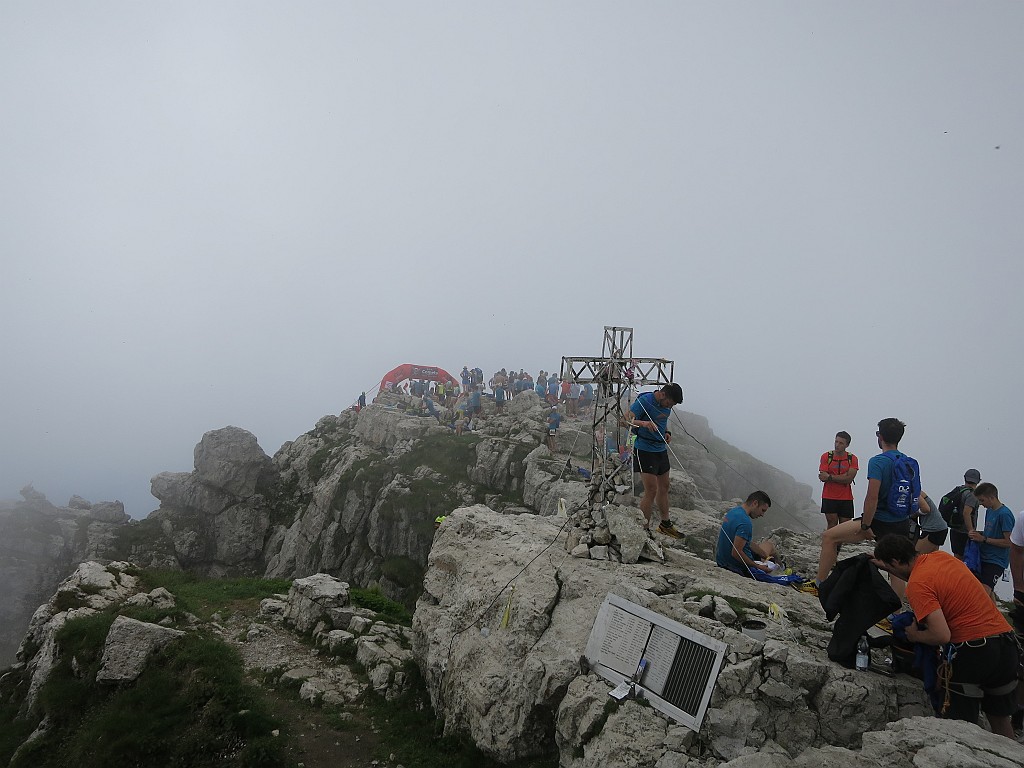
[584,594,727,730]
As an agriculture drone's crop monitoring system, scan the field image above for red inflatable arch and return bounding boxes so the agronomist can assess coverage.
[379,364,458,393]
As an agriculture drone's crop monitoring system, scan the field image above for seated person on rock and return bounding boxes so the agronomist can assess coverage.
[716,491,777,576]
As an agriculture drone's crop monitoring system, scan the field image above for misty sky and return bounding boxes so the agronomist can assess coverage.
[2,3,1022,533]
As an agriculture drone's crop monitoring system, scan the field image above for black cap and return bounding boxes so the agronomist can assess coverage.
[964,469,981,484]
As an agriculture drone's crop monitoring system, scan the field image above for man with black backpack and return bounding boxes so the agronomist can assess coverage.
[940,469,982,560]
[816,418,920,599]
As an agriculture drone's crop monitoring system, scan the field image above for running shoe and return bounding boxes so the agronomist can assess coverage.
[793,581,819,596]
[657,520,684,539]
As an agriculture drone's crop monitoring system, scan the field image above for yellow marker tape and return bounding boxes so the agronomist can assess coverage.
[500,584,516,629]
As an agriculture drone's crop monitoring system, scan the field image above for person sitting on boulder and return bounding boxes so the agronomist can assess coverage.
[546,407,561,452]
[716,491,777,576]
[423,395,441,423]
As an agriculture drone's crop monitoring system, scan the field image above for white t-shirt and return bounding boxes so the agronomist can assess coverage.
[1010,508,1024,547]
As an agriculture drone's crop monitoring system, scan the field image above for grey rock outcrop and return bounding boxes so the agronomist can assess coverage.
[716,716,1024,767]
[96,615,185,684]
[2,389,824,679]
[413,504,936,765]
[137,427,278,576]
[283,573,351,634]
[18,560,139,711]
[671,412,819,532]
[193,426,276,497]
[259,571,410,701]
[0,491,132,667]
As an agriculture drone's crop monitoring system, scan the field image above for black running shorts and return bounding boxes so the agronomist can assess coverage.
[633,449,670,476]
[869,517,911,539]
[821,498,854,519]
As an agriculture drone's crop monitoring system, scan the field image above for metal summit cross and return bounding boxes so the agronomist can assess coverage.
[561,326,674,509]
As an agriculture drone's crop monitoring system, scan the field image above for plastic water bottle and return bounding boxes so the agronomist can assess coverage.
[856,636,870,671]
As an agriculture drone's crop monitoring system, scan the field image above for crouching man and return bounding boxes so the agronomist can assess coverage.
[716,491,776,576]
[872,533,1019,739]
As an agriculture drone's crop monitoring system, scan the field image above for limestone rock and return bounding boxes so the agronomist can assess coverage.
[88,501,129,523]
[591,526,612,545]
[283,573,351,634]
[0,506,132,666]
[325,629,355,651]
[259,598,288,619]
[861,716,1024,768]
[413,505,936,765]
[96,616,185,684]
[349,615,373,634]
[604,505,648,564]
[712,596,738,625]
[193,426,274,497]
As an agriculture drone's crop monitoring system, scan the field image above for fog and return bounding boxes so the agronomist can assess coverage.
[2,3,1022,533]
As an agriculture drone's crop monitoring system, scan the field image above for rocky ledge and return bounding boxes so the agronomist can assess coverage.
[412,504,1024,767]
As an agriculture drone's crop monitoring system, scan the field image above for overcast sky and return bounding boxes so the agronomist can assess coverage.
[2,3,1021,532]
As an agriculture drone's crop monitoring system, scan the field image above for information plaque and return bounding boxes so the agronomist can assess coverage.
[584,593,727,730]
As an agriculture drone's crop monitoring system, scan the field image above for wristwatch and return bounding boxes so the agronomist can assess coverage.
[860,521,870,531]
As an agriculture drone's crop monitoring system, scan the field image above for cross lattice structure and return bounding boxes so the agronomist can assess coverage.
[561,326,674,509]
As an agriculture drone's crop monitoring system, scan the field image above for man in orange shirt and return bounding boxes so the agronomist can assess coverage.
[873,534,1018,738]
[819,430,859,529]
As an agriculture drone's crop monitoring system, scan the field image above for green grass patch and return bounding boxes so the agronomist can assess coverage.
[0,666,38,766]
[351,587,413,626]
[17,614,289,768]
[395,433,481,479]
[265,471,309,527]
[53,590,89,612]
[307,444,336,484]
[136,571,292,621]
[331,457,391,514]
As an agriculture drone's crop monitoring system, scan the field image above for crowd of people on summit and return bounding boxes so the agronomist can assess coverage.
[357,373,1023,741]
[360,365,598,435]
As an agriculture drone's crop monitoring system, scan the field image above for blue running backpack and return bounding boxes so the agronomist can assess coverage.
[885,453,921,518]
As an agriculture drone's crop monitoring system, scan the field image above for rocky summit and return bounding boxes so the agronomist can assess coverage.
[2,388,1023,766]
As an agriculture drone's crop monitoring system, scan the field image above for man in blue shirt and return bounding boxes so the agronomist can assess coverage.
[816,417,918,598]
[969,482,1015,601]
[580,383,594,416]
[468,387,482,416]
[717,491,776,575]
[622,383,684,537]
[546,376,559,406]
[546,407,561,452]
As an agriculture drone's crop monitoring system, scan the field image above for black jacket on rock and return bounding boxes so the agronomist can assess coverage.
[819,553,901,667]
